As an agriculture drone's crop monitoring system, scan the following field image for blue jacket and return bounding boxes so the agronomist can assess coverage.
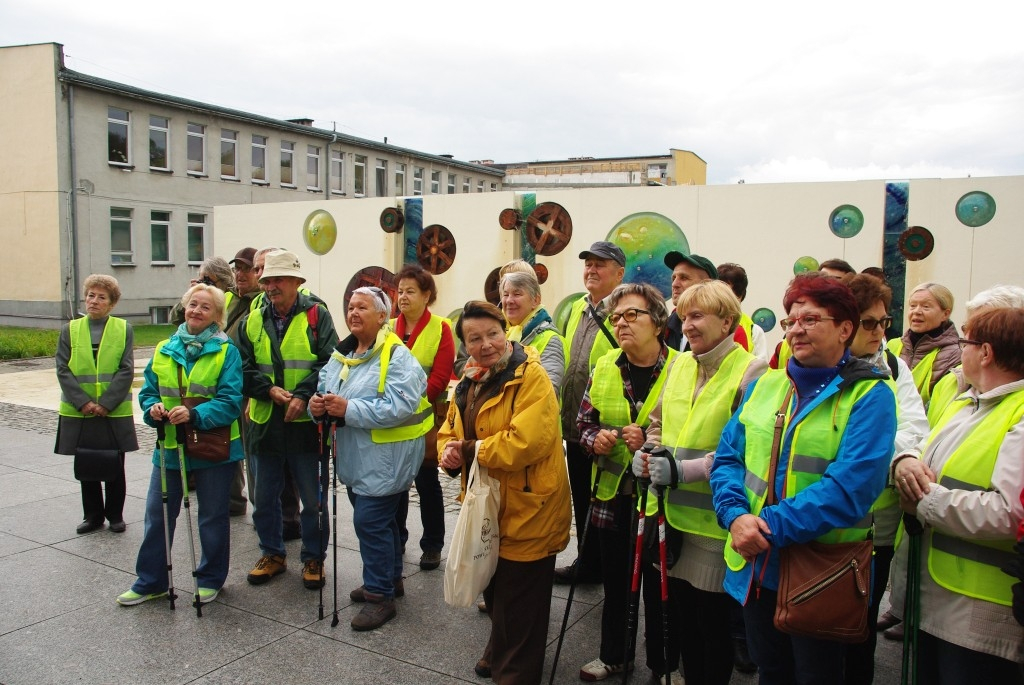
[315,334,427,497]
[139,331,245,470]
[710,356,896,603]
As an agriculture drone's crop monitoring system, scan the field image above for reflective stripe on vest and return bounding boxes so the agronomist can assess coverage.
[723,370,878,572]
[370,332,434,444]
[924,389,1024,606]
[588,347,675,501]
[647,347,755,539]
[245,307,317,424]
[149,339,240,449]
[564,297,614,375]
[58,317,134,418]
[390,313,448,374]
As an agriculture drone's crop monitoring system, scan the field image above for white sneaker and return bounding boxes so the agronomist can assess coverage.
[579,658,634,682]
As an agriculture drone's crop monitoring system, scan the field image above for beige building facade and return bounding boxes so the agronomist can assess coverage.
[0,42,504,327]
[493,149,706,188]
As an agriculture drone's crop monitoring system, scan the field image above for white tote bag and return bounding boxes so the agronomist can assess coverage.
[444,458,500,608]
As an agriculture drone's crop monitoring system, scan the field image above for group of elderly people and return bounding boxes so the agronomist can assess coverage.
[58,241,1024,684]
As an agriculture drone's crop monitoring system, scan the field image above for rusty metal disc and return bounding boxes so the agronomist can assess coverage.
[484,268,501,305]
[416,224,457,275]
[498,208,521,231]
[899,226,934,261]
[525,202,573,256]
[533,263,548,284]
[380,207,404,233]
[343,267,397,315]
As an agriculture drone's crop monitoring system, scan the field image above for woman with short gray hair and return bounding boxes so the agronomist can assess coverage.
[500,270,566,390]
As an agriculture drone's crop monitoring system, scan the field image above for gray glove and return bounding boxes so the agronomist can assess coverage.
[632,449,649,478]
[648,450,680,487]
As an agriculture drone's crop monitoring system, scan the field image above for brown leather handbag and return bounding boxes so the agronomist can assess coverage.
[766,386,872,644]
[177,367,231,462]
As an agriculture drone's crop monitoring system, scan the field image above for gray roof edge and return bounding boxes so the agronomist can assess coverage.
[58,68,502,176]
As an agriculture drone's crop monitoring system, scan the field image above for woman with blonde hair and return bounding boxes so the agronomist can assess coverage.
[888,282,961,406]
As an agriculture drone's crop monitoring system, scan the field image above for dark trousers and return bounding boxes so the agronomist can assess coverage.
[599,493,636,665]
[743,588,847,685]
[845,543,894,685]
[81,452,125,523]
[566,440,602,573]
[483,555,556,685]
[281,466,301,531]
[395,460,446,553]
[918,630,1023,685]
[643,574,734,685]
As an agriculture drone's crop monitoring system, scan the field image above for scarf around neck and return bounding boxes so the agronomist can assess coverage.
[463,341,514,383]
[331,325,394,383]
[175,322,220,362]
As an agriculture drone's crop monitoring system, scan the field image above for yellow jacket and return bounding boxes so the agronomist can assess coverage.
[438,344,571,562]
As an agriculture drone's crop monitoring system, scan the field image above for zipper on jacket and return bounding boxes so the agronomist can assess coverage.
[790,557,867,605]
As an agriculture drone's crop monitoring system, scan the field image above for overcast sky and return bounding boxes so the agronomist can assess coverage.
[4,1,1022,184]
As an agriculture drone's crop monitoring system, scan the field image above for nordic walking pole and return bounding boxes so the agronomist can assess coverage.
[156,421,177,611]
[656,483,671,685]
[548,463,605,685]
[317,417,327,621]
[624,475,650,685]
[901,514,924,685]
[175,424,203,617]
[330,420,341,627]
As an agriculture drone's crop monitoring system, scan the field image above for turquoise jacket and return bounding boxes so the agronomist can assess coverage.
[138,331,245,469]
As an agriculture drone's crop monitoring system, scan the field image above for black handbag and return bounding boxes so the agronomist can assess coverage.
[73,418,123,482]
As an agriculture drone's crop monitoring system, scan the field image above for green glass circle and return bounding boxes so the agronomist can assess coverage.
[829,204,864,239]
[303,209,338,255]
[955,191,996,227]
[794,256,819,275]
[752,307,777,333]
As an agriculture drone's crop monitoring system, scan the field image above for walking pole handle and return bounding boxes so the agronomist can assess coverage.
[156,420,166,442]
[175,423,187,444]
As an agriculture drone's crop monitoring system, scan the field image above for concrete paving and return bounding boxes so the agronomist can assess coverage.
[0,354,904,684]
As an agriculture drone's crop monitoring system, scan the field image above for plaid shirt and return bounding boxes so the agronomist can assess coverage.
[576,344,671,529]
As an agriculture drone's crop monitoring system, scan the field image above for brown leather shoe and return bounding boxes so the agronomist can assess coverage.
[351,595,396,631]
[350,579,404,602]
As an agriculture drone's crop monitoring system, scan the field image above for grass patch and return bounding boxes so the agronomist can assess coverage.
[0,324,176,360]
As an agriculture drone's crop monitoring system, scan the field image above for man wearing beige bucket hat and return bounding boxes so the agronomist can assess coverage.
[237,250,338,592]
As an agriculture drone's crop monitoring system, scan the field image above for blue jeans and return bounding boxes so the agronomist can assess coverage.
[252,451,328,563]
[347,490,404,598]
[132,461,234,593]
[395,460,446,553]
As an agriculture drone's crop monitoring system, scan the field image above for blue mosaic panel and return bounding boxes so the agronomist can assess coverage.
[520,193,537,264]
[882,182,909,337]
[402,198,424,266]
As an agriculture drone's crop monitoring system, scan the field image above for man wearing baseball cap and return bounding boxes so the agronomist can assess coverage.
[555,241,626,586]
[663,251,717,351]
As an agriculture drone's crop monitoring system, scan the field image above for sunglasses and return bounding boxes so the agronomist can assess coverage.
[859,316,893,331]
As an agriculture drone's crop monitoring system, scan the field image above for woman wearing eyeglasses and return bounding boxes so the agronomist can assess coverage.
[887,282,961,407]
[890,307,1024,683]
[710,273,897,683]
[841,274,929,685]
[576,283,676,681]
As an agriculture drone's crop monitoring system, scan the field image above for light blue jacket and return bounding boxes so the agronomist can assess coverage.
[139,331,245,469]
[315,335,427,497]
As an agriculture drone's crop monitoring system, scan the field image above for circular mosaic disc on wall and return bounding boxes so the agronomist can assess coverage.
[533,263,549,284]
[525,202,573,256]
[484,267,501,305]
[829,204,864,239]
[343,267,397,316]
[607,212,689,301]
[793,256,819,275]
[752,307,777,333]
[898,226,935,261]
[955,191,996,227]
[303,209,337,255]
[498,208,522,230]
[416,224,457,275]
[380,207,404,233]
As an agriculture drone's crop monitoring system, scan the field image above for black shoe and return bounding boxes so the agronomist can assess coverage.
[108,520,126,533]
[283,524,302,541]
[419,550,441,570]
[553,561,601,585]
[229,507,246,517]
[876,610,900,632]
[76,519,104,534]
[732,638,757,673]
[474,659,492,678]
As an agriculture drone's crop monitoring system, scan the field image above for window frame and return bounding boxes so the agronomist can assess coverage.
[394,163,406,195]
[463,176,471,193]
[220,129,238,180]
[251,134,268,184]
[187,213,206,265]
[354,155,367,197]
[186,123,206,176]
[430,170,441,194]
[306,144,321,191]
[477,180,484,193]
[148,115,170,171]
[330,149,344,195]
[110,207,134,265]
[150,210,172,265]
[280,141,295,187]
[375,159,388,197]
[413,166,424,195]
[107,107,131,167]
[447,173,456,194]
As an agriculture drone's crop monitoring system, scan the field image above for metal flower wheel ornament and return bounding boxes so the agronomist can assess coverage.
[524,202,573,256]
[416,224,457,275]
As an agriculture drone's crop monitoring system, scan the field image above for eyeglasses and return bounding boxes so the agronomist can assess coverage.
[609,308,650,325]
[859,316,893,331]
[780,314,835,332]
[958,336,982,350]
[232,265,252,274]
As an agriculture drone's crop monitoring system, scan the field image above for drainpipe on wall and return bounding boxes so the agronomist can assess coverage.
[325,125,338,199]
[66,83,81,320]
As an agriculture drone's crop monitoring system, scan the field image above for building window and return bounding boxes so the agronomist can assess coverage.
[447,173,456,194]
[150,306,171,324]
[187,213,205,264]
[430,171,441,194]
[490,182,497,192]
[330,149,344,195]
[307,145,321,190]
[281,141,295,186]
[413,167,424,195]
[375,159,388,197]
[151,211,171,263]
[394,163,406,195]
[107,107,130,166]
[220,130,238,179]
[354,155,367,197]
[148,116,170,171]
[187,123,205,175]
[477,180,484,192]
[110,207,133,264]
[251,135,267,183]
[463,176,471,193]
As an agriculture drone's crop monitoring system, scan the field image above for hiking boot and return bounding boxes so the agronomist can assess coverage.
[351,594,396,631]
[116,589,167,606]
[350,579,404,602]
[197,587,220,604]
[580,658,633,682]
[302,560,326,589]
[419,550,442,570]
[247,554,286,585]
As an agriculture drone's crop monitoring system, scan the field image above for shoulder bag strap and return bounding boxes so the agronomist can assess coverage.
[587,300,619,350]
[765,385,796,507]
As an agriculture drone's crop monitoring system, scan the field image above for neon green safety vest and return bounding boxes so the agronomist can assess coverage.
[588,347,676,501]
[647,346,756,539]
[734,313,755,354]
[390,314,449,374]
[564,296,615,374]
[245,307,318,424]
[59,317,134,418]
[363,332,435,444]
[723,370,878,572]
[149,339,240,450]
[887,338,940,406]
[529,327,565,360]
[224,291,234,311]
[927,367,962,429]
[249,287,312,312]
[923,390,1024,606]
[775,339,792,370]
